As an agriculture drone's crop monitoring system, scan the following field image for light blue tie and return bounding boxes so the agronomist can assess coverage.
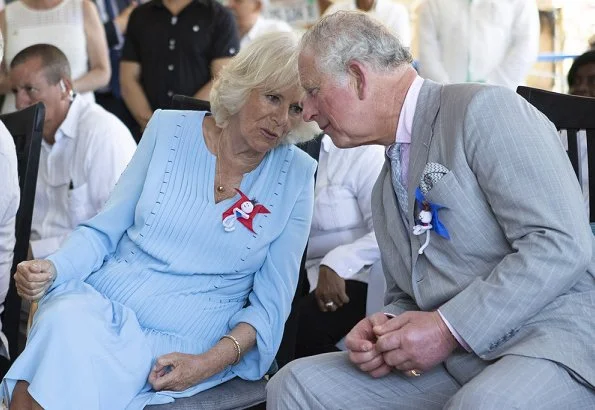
[388,143,408,216]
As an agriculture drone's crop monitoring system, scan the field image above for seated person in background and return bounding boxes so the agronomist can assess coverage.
[294,134,384,358]
[0,118,17,360]
[568,50,595,98]
[0,33,19,359]
[323,0,411,47]
[3,32,317,409]
[8,44,137,260]
[227,0,292,49]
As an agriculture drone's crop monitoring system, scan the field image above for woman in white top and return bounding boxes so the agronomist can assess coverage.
[0,0,110,113]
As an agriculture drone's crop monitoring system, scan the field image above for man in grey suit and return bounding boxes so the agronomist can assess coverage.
[267,11,595,409]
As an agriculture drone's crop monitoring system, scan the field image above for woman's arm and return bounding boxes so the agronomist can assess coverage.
[120,61,153,129]
[227,156,316,379]
[46,111,161,288]
[0,10,13,95]
[149,323,257,391]
[73,0,110,93]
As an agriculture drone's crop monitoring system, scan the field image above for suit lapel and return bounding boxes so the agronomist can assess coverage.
[408,81,442,263]
[407,80,443,217]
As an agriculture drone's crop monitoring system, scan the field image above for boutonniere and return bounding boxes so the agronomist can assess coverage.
[412,187,450,254]
[222,189,270,233]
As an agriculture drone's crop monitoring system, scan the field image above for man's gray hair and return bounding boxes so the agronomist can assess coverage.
[300,11,412,78]
[210,31,318,144]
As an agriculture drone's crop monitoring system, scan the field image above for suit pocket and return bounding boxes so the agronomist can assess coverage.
[422,171,507,277]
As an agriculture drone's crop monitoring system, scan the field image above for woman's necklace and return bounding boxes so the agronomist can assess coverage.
[215,136,226,193]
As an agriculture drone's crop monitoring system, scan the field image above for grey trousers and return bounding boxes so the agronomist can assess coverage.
[266,352,595,409]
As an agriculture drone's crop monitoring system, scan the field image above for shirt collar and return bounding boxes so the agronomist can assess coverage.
[394,75,424,145]
[56,94,83,141]
[321,134,333,153]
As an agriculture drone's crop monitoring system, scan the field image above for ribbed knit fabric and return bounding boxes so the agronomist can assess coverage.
[2,110,316,409]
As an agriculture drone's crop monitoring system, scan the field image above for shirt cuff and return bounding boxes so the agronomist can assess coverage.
[320,251,360,280]
[438,309,471,352]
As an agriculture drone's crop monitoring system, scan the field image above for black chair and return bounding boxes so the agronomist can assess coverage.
[171,95,211,112]
[0,102,45,377]
[517,86,595,222]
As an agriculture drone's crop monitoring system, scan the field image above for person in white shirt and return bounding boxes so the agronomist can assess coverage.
[294,134,384,358]
[9,44,136,260]
[0,117,19,362]
[0,32,19,360]
[227,0,292,49]
[323,0,411,47]
[417,0,539,90]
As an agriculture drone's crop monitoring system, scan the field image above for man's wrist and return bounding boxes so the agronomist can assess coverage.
[437,309,471,352]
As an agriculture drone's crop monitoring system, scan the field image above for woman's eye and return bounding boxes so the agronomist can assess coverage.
[289,104,303,115]
[266,94,280,103]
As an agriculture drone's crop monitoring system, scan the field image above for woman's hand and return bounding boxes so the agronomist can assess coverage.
[149,352,221,392]
[14,259,56,301]
[315,265,349,312]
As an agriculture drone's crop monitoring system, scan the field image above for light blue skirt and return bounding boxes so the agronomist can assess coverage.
[1,280,237,409]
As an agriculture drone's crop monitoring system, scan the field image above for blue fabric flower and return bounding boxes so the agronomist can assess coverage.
[415,188,450,239]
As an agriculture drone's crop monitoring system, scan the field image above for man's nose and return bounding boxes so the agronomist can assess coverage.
[302,98,317,122]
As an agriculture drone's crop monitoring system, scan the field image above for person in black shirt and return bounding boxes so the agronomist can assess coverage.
[120,0,239,131]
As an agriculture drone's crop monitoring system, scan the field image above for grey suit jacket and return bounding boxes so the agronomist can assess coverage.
[372,80,595,388]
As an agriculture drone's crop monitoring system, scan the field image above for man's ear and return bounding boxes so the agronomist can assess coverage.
[60,78,73,99]
[347,60,367,100]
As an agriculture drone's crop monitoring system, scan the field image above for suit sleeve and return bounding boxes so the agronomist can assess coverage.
[439,87,592,357]
[47,111,160,288]
[228,160,316,379]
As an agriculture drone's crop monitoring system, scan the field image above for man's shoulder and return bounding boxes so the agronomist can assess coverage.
[75,101,134,144]
[437,83,518,112]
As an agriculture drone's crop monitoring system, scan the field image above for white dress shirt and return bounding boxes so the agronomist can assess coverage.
[0,120,19,358]
[30,95,137,259]
[323,0,411,47]
[240,16,293,49]
[306,135,384,290]
[417,0,539,89]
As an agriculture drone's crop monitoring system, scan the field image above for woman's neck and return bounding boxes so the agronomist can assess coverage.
[204,117,264,175]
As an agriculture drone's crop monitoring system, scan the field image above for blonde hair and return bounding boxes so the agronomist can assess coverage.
[210,31,319,144]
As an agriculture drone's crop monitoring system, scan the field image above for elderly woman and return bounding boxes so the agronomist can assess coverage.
[2,32,316,409]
